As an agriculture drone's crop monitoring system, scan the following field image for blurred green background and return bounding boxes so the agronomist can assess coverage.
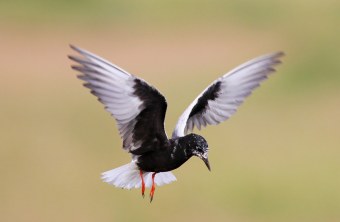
[1,0,340,221]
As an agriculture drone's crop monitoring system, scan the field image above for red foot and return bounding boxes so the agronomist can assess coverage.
[149,172,157,203]
[140,170,145,198]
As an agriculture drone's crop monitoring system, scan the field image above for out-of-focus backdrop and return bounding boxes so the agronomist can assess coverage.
[1,1,340,221]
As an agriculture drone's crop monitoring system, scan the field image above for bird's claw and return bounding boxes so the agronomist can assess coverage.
[140,169,146,199]
[149,172,157,203]
[149,189,155,203]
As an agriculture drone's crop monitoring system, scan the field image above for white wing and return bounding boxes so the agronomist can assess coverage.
[172,52,284,138]
[69,45,168,154]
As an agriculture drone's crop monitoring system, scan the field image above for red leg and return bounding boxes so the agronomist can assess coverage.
[149,172,157,202]
[140,170,145,198]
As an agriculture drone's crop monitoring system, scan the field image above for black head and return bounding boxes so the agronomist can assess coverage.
[179,133,210,171]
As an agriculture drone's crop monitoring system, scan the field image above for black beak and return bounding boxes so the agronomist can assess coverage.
[200,156,211,171]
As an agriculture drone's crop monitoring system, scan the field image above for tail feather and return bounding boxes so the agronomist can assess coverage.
[101,162,177,189]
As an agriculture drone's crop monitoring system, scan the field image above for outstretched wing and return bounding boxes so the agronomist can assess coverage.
[172,52,284,138]
[69,45,168,155]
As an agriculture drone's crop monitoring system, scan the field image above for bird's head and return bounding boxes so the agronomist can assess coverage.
[183,133,210,171]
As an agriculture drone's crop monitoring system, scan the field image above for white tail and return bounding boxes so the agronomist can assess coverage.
[101,162,177,189]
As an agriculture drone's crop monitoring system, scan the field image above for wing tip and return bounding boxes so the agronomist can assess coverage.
[68,44,92,59]
[68,45,87,64]
[271,51,285,60]
[69,44,81,53]
[68,55,79,63]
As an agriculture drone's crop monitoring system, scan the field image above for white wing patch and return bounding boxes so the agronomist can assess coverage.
[69,46,144,152]
[172,52,284,138]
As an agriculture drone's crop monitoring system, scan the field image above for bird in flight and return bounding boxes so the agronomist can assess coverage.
[68,45,284,202]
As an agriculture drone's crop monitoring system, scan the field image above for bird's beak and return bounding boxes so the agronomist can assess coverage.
[203,157,211,171]
[199,153,211,171]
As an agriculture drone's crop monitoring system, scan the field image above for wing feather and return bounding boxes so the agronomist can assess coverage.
[172,52,284,138]
[69,45,168,154]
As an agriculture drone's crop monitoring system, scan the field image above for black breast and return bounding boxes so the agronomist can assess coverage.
[136,139,191,172]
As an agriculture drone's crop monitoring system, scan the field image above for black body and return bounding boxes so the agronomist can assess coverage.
[136,133,209,172]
